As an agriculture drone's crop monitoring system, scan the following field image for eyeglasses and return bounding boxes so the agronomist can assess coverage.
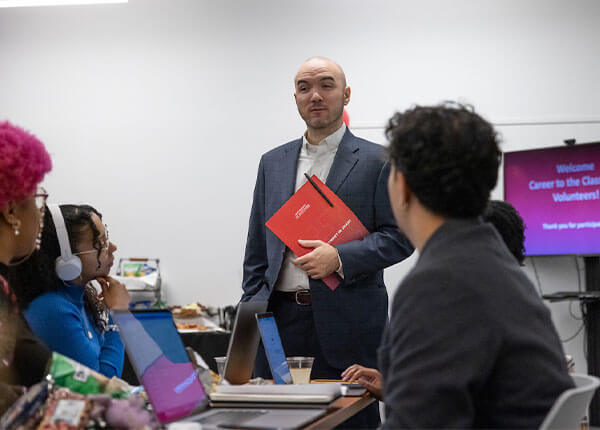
[34,187,48,251]
[74,224,110,256]
[34,186,48,210]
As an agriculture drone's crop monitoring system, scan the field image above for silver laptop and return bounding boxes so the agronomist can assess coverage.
[112,309,325,429]
[223,301,268,384]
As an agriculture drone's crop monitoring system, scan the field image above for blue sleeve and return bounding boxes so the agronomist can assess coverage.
[24,294,123,378]
[98,317,124,378]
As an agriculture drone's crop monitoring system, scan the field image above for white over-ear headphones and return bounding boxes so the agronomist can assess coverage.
[48,204,82,281]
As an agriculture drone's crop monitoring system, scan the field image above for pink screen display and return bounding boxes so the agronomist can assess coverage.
[504,143,600,255]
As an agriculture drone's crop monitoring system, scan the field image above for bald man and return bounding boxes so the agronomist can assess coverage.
[241,57,412,427]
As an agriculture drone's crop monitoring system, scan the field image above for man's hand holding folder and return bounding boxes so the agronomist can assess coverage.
[265,174,369,290]
[293,239,341,279]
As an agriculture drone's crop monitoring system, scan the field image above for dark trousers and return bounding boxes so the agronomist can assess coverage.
[254,292,380,429]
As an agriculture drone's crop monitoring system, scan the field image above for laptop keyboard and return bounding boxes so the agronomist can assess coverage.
[197,410,266,426]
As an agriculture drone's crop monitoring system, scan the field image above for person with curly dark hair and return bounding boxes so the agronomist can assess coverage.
[483,200,526,265]
[343,200,529,394]
[378,103,571,428]
[8,204,130,378]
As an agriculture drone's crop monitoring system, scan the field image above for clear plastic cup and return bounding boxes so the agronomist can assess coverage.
[286,357,314,384]
[214,356,227,382]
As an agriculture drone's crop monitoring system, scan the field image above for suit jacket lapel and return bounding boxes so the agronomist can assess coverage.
[272,139,302,213]
[326,129,359,193]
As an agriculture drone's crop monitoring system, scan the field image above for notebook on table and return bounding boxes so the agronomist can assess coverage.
[111,309,325,429]
[210,383,342,407]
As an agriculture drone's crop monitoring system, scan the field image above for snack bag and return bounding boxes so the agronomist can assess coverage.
[49,353,104,396]
[49,353,131,399]
[37,388,91,430]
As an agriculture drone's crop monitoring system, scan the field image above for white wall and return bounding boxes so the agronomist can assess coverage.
[1,0,599,371]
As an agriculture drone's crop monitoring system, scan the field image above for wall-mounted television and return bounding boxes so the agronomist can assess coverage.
[503,142,600,256]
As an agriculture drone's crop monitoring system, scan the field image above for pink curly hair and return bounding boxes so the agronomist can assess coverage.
[0,121,52,210]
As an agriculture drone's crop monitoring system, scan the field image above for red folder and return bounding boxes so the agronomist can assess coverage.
[266,175,369,290]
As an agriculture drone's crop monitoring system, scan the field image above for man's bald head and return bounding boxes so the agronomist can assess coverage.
[295,56,347,88]
[293,56,351,142]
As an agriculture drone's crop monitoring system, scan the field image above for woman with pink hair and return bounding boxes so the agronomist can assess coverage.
[0,121,53,414]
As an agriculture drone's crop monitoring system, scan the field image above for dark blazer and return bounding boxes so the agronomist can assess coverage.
[380,218,573,429]
[242,129,413,369]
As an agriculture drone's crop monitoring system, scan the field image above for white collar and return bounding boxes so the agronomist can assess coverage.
[303,123,346,154]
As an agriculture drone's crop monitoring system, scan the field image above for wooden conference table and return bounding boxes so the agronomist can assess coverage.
[207,379,375,430]
[302,391,376,429]
[209,390,375,430]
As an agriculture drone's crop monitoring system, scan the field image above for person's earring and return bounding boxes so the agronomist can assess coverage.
[12,219,21,236]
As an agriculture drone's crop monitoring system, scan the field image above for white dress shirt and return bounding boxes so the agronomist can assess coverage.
[274,124,346,292]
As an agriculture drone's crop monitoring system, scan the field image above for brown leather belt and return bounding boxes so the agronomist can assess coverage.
[273,289,312,306]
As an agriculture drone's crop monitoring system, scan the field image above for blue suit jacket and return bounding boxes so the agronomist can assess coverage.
[242,129,413,369]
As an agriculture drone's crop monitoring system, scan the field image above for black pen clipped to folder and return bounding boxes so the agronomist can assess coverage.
[304,173,334,207]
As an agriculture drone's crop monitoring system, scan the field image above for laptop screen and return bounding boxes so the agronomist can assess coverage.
[112,310,208,423]
[223,301,267,385]
[256,313,292,384]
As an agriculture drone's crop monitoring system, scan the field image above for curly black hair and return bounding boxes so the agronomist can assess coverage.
[386,102,501,218]
[483,200,526,265]
[7,204,109,331]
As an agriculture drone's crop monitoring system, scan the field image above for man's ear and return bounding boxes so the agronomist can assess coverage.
[343,86,351,105]
[396,171,412,209]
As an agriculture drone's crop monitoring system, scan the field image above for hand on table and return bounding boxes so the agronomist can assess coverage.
[294,240,340,279]
[341,364,383,401]
[97,276,130,310]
